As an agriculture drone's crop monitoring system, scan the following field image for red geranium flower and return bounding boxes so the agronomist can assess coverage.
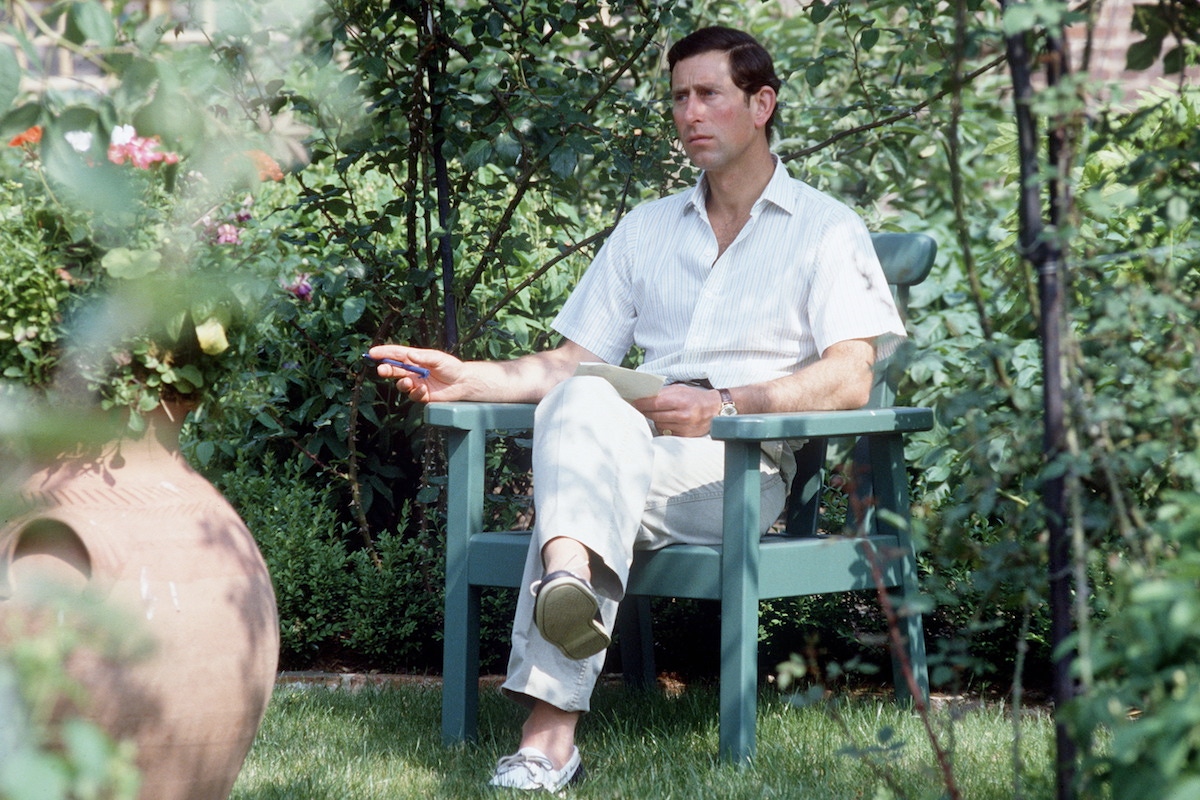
[8,125,43,147]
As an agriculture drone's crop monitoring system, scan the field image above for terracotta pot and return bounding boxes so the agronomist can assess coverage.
[0,405,279,800]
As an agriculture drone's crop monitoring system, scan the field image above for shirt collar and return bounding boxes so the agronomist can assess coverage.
[686,155,796,218]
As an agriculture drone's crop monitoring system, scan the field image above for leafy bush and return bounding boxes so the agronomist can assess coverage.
[0,1,315,436]
[1071,493,1200,799]
[0,178,71,388]
[344,529,443,670]
[212,452,518,671]
[216,455,354,666]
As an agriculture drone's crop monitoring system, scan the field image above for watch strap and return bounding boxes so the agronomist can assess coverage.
[718,388,737,415]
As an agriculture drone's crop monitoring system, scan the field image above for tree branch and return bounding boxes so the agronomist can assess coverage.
[780,54,1008,162]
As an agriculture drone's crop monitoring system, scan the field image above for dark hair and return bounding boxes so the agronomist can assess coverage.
[667,26,782,140]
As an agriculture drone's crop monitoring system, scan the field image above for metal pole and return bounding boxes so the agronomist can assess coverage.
[1000,4,1076,797]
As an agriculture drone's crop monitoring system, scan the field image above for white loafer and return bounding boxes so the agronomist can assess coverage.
[489,745,585,792]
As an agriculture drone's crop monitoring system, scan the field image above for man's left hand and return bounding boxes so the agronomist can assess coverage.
[631,384,721,437]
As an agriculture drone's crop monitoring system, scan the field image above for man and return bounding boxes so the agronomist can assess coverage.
[369,26,906,791]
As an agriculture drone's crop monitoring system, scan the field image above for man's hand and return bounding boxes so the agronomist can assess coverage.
[631,384,721,437]
[367,345,467,403]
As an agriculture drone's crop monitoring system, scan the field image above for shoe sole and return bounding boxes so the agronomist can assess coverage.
[533,575,610,660]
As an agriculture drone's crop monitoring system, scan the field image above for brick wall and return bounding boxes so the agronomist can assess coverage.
[1066,0,1200,98]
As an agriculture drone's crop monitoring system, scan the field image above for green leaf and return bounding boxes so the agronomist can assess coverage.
[193,439,215,466]
[102,248,163,280]
[1163,45,1184,74]
[0,751,71,800]
[173,364,205,389]
[66,1,116,48]
[0,45,20,114]
[462,139,494,171]
[61,719,114,777]
[342,295,366,325]
[805,62,826,87]
[1126,37,1162,71]
[810,2,832,24]
[1001,4,1038,37]
[475,66,503,93]
[549,146,576,179]
[1,103,42,138]
[112,58,160,115]
[860,27,880,52]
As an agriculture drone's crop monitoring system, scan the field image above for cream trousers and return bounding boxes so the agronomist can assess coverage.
[501,375,789,712]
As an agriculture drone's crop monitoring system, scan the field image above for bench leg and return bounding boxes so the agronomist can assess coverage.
[442,582,481,743]
[891,591,930,705]
[719,440,762,764]
[617,595,656,691]
[868,433,930,705]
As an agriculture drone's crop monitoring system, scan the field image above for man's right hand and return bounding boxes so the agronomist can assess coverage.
[367,345,465,403]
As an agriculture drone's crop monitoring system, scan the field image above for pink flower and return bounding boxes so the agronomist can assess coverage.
[107,124,180,169]
[283,274,313,301]
[216,224,241,245]
[235,195,253,223]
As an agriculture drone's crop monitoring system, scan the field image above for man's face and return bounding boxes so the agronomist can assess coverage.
[670,50,771,174]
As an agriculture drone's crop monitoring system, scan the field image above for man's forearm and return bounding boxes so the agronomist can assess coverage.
[456,340,598,404]
[732,339,876,414]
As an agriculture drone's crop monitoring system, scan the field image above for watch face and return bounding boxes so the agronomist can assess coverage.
[720,404,737,416]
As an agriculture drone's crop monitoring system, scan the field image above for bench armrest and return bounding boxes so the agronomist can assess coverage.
[426,401,932,441]
[425,402,537,431]
[710,407,933,441]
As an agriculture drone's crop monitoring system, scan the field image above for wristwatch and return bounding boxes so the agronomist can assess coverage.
[718,388,738,416]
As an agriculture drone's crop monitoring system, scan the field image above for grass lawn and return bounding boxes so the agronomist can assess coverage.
[232,679,1056,799]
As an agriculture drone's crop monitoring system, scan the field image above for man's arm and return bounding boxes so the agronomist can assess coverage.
[732,338,876,414]
[632,338,876,437]
[368,339,601,404]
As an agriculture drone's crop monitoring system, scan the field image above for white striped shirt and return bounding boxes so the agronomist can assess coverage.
[553,158,906,388]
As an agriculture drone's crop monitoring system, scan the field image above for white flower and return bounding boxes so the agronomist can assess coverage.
[110,124,136,145]
[64,130,93,152]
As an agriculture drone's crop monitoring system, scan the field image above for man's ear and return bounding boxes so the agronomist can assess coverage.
[751,86,777,129]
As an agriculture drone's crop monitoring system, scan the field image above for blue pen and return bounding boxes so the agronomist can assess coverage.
[362,353,430,378]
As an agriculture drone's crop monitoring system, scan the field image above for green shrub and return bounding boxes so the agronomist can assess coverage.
[0,178,72,389]
[1071,493,1200,799]
[345,528,442,670]
[214,454,355,668]
[211,452,520,671]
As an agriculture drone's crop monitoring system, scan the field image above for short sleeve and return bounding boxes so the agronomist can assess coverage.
[806,212,907,358]
[551,219,639,364]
